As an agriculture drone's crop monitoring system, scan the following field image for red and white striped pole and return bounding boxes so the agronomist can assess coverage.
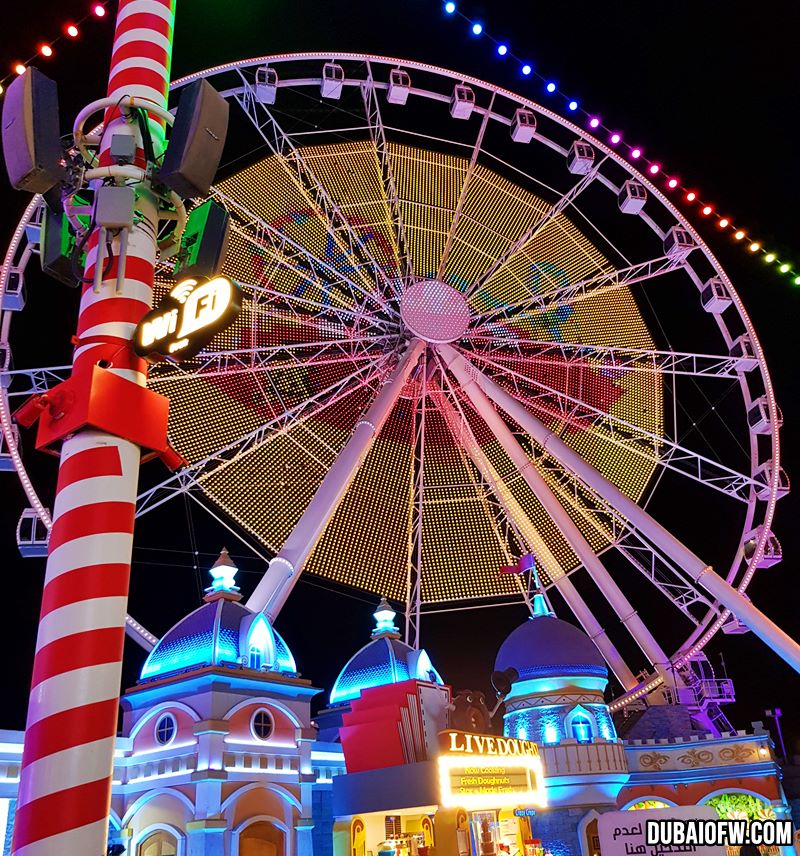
[12,2,176,853]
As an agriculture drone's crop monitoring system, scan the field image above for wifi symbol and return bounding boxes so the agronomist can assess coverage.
[170,279,198,304]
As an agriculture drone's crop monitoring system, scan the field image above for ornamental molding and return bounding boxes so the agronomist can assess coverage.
[630,741,767,772]
[505,693,600,712]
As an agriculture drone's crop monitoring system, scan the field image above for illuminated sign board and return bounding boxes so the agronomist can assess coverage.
[134,275,241,362]
[437,730,547,810]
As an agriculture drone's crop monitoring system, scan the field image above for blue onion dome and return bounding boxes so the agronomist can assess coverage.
[329,598,445,706]
[495,603,608,682]
[140,548,297,682]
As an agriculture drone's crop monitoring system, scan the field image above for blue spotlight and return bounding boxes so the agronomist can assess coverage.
[568,100,579,111]
[444,1,456,12]
[497,44,508,56]
[472,22,483,35]
[522,63,532,75]
[546,81,556,93]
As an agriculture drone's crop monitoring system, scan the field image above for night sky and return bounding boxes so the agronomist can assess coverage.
[2,1,799,751]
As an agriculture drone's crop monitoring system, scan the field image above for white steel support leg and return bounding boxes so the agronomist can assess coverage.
[439,344,674,691]
[441,345,800,675]
[248,339,426,619]
[435,365,638,691]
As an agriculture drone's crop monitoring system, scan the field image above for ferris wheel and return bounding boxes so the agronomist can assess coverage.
[0,53,793,709]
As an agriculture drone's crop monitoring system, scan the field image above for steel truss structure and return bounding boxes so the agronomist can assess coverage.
[1,53,793,707]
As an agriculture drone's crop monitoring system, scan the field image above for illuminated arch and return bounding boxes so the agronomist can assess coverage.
[132,823,185,856]
[224,696,303,729]
[121,789,195,828]
[564,705,597,742]
[621,797,678,810]
[220,781,303,814]
[231,814,290,856]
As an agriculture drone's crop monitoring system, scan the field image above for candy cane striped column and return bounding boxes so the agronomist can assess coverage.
[12,2,175,854]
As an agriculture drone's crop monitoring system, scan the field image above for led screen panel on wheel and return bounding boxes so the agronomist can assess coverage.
[150,140,662,604]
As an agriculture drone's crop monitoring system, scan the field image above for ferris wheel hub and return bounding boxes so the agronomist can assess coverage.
[399,279,471,343]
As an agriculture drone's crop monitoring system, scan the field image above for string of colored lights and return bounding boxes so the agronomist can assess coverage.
[440,1,799,285]
[0,3,110,96]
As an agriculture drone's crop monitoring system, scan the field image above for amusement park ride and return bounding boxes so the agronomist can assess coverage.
[0,0,798,853]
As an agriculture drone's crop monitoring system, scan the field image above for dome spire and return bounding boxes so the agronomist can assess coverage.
[204,547,242,602]
[529,559,554,619]
[372,597,401,639]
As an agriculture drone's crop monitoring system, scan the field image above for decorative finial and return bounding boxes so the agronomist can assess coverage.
[372,596,400,638]
[527,557,554,619]
[207,547,239,595]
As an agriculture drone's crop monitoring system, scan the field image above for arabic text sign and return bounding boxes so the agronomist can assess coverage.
[598,806,725,856]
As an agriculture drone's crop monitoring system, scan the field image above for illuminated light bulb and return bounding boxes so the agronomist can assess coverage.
[0,83,3,96]
[546,81,556,93]
[734,230,745,240]
[749,242,761,252]
[794,276,800,286]
[589,116,600,128]
[779,264,790,273]
[93,3,106,15]
[472,22,483,35]
[630,147,642,159]
[610,132,621,144]
[66,23,79,37]
[14,63,26,76]
[444,1,456,11]
[718,218,729,228]
[497,44,508,56]
[667,178,678,188]
[686,191,696,202]
[521,63,532,75]
[648,163,660,175]
[40,44,53,58]
[765,253,775,263]
[567,100,578,111]
[702,205,712,215]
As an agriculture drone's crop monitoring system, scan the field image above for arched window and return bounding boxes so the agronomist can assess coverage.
[251,708,274,741]
[154,713,176,746]
[571,712,593,743]
[247,615,272,671]
[139,830,177,856]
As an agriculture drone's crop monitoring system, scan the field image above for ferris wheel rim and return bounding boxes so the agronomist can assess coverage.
[0,52,783,698]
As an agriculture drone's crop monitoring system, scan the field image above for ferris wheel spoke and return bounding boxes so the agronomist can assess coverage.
[406,352,428,649]
[233,76,400,314]
[361,64,415,291]
[246,339,427,618]
[236,274,399,335]
[212,189,398,334]
[532,451,715,624]
[436,93,495,282]
[439,343,800,677]
[462,345,757,502]
[151,346,387,384]
[438,348,675,686]
[464,157,608,300]
[472,254,687,326]
[466,339,752,380]
[435,355,641,690]
[136,353,394,518]
[2,365,71,397]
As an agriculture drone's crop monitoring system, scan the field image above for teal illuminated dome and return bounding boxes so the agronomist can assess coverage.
[139,549,297,683]
[495,602,608,682]
[329,598,445,706]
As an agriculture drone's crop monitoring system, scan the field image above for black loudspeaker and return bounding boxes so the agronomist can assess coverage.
[159,79,229,199]
[1,68,65,193]
[174,199,230,279]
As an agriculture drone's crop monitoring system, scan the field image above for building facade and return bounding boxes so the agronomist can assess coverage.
[0,564,794,855]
